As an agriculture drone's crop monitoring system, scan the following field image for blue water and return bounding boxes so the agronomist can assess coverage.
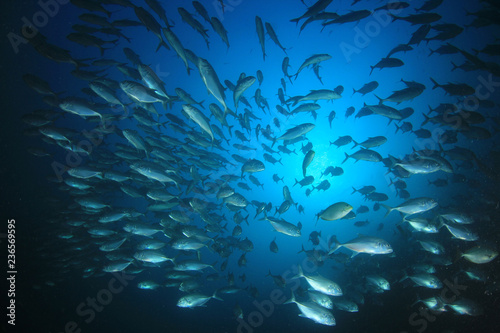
[2,0,500,332]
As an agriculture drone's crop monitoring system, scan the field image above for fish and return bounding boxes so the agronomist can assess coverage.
[162,27,191,75]
[178,7,210,48]
[241,159,265,178]
[285,291,336,326]
[297,89,342,103]
[263,216,301,237]
[265,22,287,54]
[198,58,228,113]
[342,149,382,164]
[274,123,315,146]
[210,17,230,49]
[269,237,279,253]
[317,202,353,221]
[233,76,256,109]
[416,0,444,12]
[322,10,372,26]
[177,292,223,308]
[124,77,166,103]
[352,136,387,149]
[329,235,393,256]
[461,246,498,264]
[133,6,169,52]
[59,97,103,120]
[370,57,404,75]
[366,275,390,291]
[400,273,443,289]
[382,197,438,217]
[282,57,293,83]
[293,265,342,296]
[255,16,266,60]
[375,85,425,104]
[386,44,413,58]
[133,250,173,264]
[293,54,332,80]
[442,224,478,241]
[175,88,204,108]
[302,150,315,177]
[390,12,442,25]
[418,240,445,254]
[352,81,379,95]
[294,176,315,187]
[182,105,214,143]
[332,298,358,312]
[430,77,475,96]
[144,0,172,27]
[290,0,334,24]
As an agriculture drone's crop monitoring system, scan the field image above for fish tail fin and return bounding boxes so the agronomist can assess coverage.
[394,123,400,134]
[291,265,303,280]
[352,88,357,96]
[297,244,305,254]
[374,95,383,105]
[278,158,283,165]
[342,152,350,164]
[427,105,434,115]
[369,66,375,75]
[381,204,393,218]
[453,249,464,264]
[450,61,459,72]
[389,178,394,187]
[293,178,298,187]
[411,294,422,307]
[265,269,272,277]
[389,13,398,22]
[284,290,296,305]
[351,187,357,195]
[430,77,439,89]
[157,40,169,52]
[399,271,409,283]
[212,290,223,301]
[352,140,359,148]
[438,142,444,153]
[327,235,341,254]
[421,113,430,127]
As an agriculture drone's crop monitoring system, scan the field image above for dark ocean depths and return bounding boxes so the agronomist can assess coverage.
[2,0,500,332]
